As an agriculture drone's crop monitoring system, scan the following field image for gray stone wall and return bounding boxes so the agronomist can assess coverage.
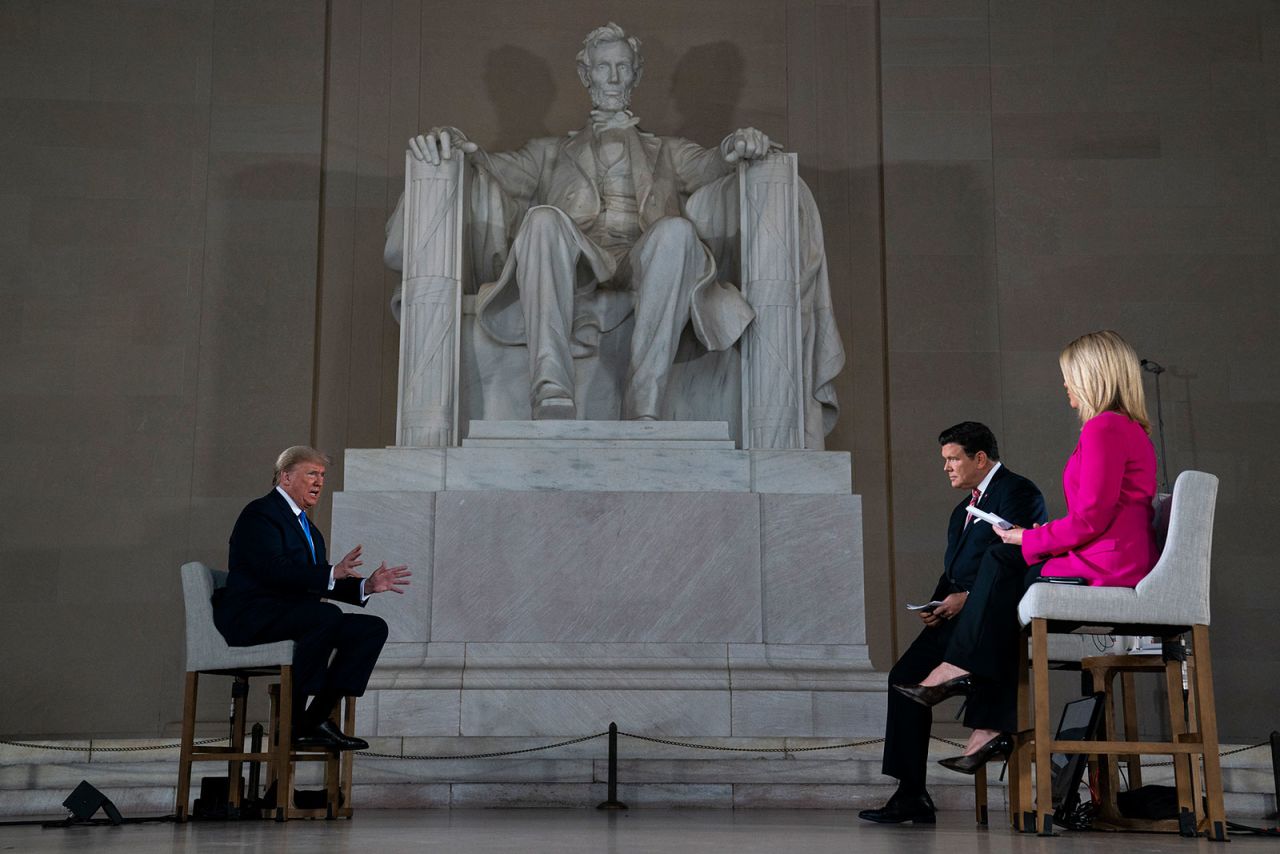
[1,0,1275,745]
[881,0,1279,743]
[0,0,327,735]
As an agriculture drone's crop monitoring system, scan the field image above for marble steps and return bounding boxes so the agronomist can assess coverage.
[340,444,853,493]
[463,420,737,448]
[1,737,1275,817]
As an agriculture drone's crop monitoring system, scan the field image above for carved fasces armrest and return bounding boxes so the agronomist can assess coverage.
[395,152,466,447]
[738,152,803,450]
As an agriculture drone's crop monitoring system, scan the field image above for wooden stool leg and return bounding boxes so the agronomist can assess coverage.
[1162,649,1196,830]
[228,675,249,809]
[1183,654,1206,829]
[974,763,989,825]
[266,683,280,799]
[175,672,198,822]
[1093,666,1122,821]
[340,696,356,817]
[1191,626,1228,841]
[1032,619,1054,835]
[1012,626,1034,831]
[276,667,295,821]
[1120,670,1143,789]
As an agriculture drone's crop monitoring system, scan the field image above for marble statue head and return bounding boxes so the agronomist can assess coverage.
[576,22,644,111]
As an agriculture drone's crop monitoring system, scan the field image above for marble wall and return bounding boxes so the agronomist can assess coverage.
[0,0,327,735]
[1,0,1276,745]
[880,0,1280,742]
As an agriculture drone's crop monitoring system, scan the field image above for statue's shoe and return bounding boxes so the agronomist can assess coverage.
[533,397,577,420]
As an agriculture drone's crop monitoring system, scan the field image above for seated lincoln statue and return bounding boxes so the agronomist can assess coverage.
[385,23,843,441]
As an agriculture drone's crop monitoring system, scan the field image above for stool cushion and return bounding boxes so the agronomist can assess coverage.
[1018,471,1216,631]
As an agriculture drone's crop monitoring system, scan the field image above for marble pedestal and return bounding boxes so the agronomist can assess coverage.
[328,421,885,806]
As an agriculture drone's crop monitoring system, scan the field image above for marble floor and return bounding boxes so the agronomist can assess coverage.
[0,809,1268,853]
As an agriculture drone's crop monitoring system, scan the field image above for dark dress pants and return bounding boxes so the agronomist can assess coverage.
[882,618,956,795]
[219,599,388,727]
[944,544,1043,734]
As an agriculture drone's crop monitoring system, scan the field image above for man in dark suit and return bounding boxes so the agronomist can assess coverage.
[213,446,411,750]
[859,422,1046,824]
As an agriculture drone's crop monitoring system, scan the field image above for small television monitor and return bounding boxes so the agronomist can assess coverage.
[1051,692,1105,815]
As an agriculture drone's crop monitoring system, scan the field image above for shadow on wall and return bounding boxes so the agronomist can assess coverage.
[485,44,556,151]
[670,40,745,145]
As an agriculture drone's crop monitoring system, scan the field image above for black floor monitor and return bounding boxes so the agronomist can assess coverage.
[1051,692,1106,817]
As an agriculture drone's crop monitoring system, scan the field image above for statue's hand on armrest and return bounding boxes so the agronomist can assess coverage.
[719,127,780,163]
[409,127,479,165]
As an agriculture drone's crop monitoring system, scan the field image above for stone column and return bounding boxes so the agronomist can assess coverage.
[396,151,465,447]
[739,153,803,449]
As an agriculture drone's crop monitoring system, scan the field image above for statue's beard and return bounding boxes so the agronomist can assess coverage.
[589,84,632,112]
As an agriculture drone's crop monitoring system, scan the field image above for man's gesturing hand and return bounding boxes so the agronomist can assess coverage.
[334,544,364,580]
[366,563,412,595]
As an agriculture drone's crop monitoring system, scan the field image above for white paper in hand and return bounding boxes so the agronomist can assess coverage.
[965,504,1013,530]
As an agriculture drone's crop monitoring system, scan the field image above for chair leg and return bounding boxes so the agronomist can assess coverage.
[1032,619,1054,835]
[974,763,989,826]
[1120,670,1143,789]
[1184,652,1206,830]
[340,696,357,818]
[175,672,198,822]
[1011,625,1034,832]
[228,675,249,809]
[323,702,344,820]
[276,667,295,822]
[1162,647,1196,830]
[1191,625,1228,841]
[1092,665,1121,821]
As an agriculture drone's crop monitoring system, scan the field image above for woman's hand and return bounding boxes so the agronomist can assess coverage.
[994,525,1024,546]
[995,521,1041,546]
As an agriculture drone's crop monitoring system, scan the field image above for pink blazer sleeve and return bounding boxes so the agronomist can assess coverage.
[1022,414,1127,562]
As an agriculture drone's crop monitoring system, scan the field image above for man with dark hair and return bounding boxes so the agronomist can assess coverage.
[213,446,412,750]
[859,423,1046,824]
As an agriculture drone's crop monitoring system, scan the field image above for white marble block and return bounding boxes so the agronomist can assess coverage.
[760,494,864,645]
[324,438,883,795]
[431,491,762,642]
[331,491,435,642]
[343,448,445,491]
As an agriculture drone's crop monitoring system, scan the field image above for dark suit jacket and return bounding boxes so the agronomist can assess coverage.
[214,489,364,644]
[931,465,1047,600]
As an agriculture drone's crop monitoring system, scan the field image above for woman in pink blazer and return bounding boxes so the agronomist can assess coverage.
[894,330,1158,773]
[1007,331,1159,586]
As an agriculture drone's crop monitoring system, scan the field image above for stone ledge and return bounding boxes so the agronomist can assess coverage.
[339,446,854,493]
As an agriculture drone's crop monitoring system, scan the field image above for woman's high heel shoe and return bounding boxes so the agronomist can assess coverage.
[937,732,1014,775]
[891,675,973,708]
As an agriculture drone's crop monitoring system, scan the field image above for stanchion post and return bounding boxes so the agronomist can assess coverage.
[596,722,627,811]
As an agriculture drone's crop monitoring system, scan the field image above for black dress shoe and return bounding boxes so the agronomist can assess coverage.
[292,719,369,752]
[858,791,936,824]
[937,733,1014,775]
[892,675,973,708]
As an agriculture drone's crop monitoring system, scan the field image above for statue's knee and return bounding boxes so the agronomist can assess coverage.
[648,216,698,245]
[522,205,567,234]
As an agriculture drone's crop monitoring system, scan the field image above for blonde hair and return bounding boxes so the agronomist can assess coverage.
[1059,330,1151,433]
[273,446,329,485]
